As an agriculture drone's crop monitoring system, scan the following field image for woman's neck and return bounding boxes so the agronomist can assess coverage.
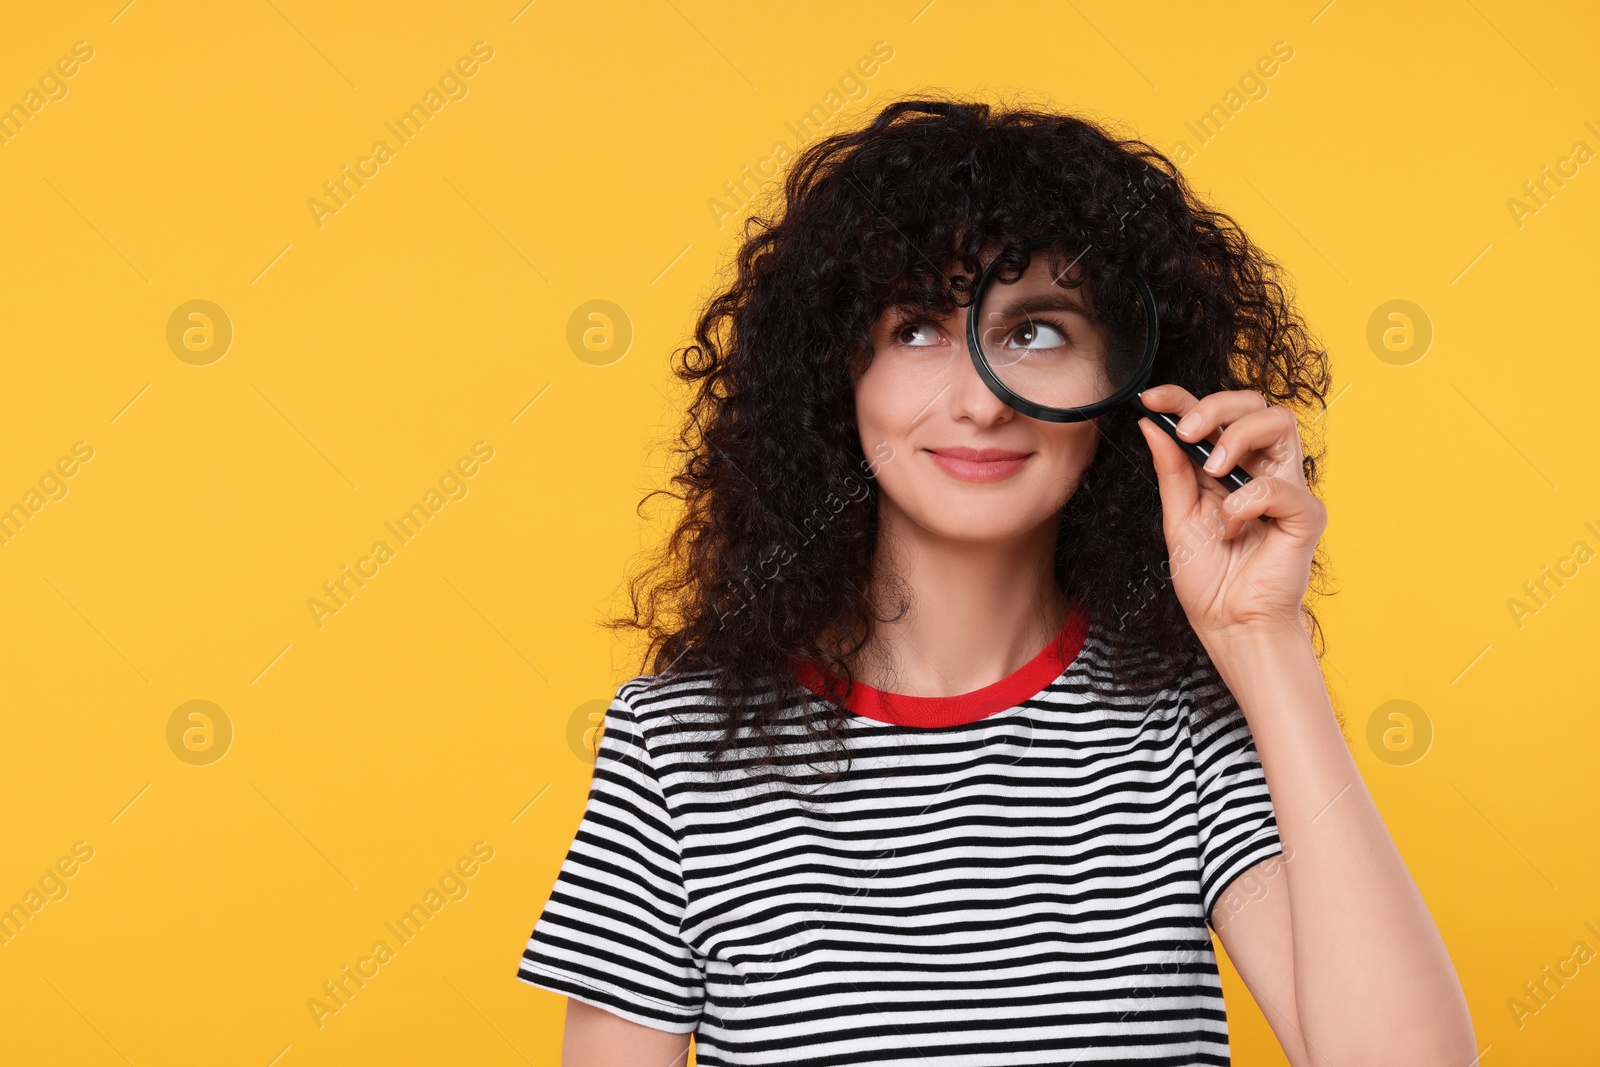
[842,496,1071,698]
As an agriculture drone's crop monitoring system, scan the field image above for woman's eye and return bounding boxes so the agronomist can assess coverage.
[1007,320,1068,349]
[894,322,943,347]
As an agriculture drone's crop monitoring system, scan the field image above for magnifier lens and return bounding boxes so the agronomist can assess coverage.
[973,247,1149,415]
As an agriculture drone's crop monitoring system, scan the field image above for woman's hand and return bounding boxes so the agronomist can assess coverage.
[1134,385,1326,646]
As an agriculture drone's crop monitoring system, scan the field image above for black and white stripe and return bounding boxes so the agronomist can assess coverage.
[518,619,1282,1064]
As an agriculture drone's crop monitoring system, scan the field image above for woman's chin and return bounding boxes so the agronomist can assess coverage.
[903,500,1063,543]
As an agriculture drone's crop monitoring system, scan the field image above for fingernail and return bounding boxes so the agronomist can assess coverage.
[1203,444,1227,473]
[1176,412,1202,437]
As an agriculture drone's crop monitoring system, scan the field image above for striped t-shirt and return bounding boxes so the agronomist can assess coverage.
[517,602,1282,1064]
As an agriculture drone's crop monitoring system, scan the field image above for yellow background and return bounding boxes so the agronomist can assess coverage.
[1,0,1595,1063]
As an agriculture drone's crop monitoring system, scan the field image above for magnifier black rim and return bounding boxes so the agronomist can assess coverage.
[965,235,1160,424]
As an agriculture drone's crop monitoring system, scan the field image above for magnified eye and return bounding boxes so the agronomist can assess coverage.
[1006,319,1068,350]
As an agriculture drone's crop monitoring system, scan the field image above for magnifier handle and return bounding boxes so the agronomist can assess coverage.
[1134,400,1260,497]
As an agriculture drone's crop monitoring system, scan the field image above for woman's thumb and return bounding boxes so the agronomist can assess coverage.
[1138,417,1200,519]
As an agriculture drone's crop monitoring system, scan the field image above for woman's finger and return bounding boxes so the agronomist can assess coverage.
[1217,473,1327,543]
[1138,417,1201,520]
[1138,385,1272,444]
[1201,405,1305,483]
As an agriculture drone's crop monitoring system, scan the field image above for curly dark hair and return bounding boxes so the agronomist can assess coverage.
[606,94,1332,783]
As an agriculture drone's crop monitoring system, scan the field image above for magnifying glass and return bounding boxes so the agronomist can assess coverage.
[965,235,1256,494]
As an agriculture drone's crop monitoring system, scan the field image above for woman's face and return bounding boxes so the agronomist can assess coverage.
[854,284,1101,544]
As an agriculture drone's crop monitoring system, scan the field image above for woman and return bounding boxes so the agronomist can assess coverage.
[516,98,1476,1065]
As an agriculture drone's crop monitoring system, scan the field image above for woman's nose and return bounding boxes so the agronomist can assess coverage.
[944,312,1013,422]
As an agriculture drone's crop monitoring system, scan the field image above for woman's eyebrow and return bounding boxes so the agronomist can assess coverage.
[884,302,951,321]
[986,293,1093,317]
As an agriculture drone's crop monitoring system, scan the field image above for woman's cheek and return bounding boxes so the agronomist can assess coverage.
[853,383,919,459]
[857,375,913,437]
[1039,427,1097,501]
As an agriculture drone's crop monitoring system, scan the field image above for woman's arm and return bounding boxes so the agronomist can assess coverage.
[562,998,692,1067]
[1210,857,1309,1065]
[1207,628,1477,1067]
[1133,384,1476,1065]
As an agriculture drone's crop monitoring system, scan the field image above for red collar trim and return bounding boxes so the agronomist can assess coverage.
[791,601,1091,728]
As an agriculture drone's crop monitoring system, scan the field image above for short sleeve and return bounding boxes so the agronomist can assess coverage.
[1186,669,1284,926]
[516,683,704,1033]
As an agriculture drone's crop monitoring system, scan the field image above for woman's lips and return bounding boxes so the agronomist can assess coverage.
[924,447,1032,482]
